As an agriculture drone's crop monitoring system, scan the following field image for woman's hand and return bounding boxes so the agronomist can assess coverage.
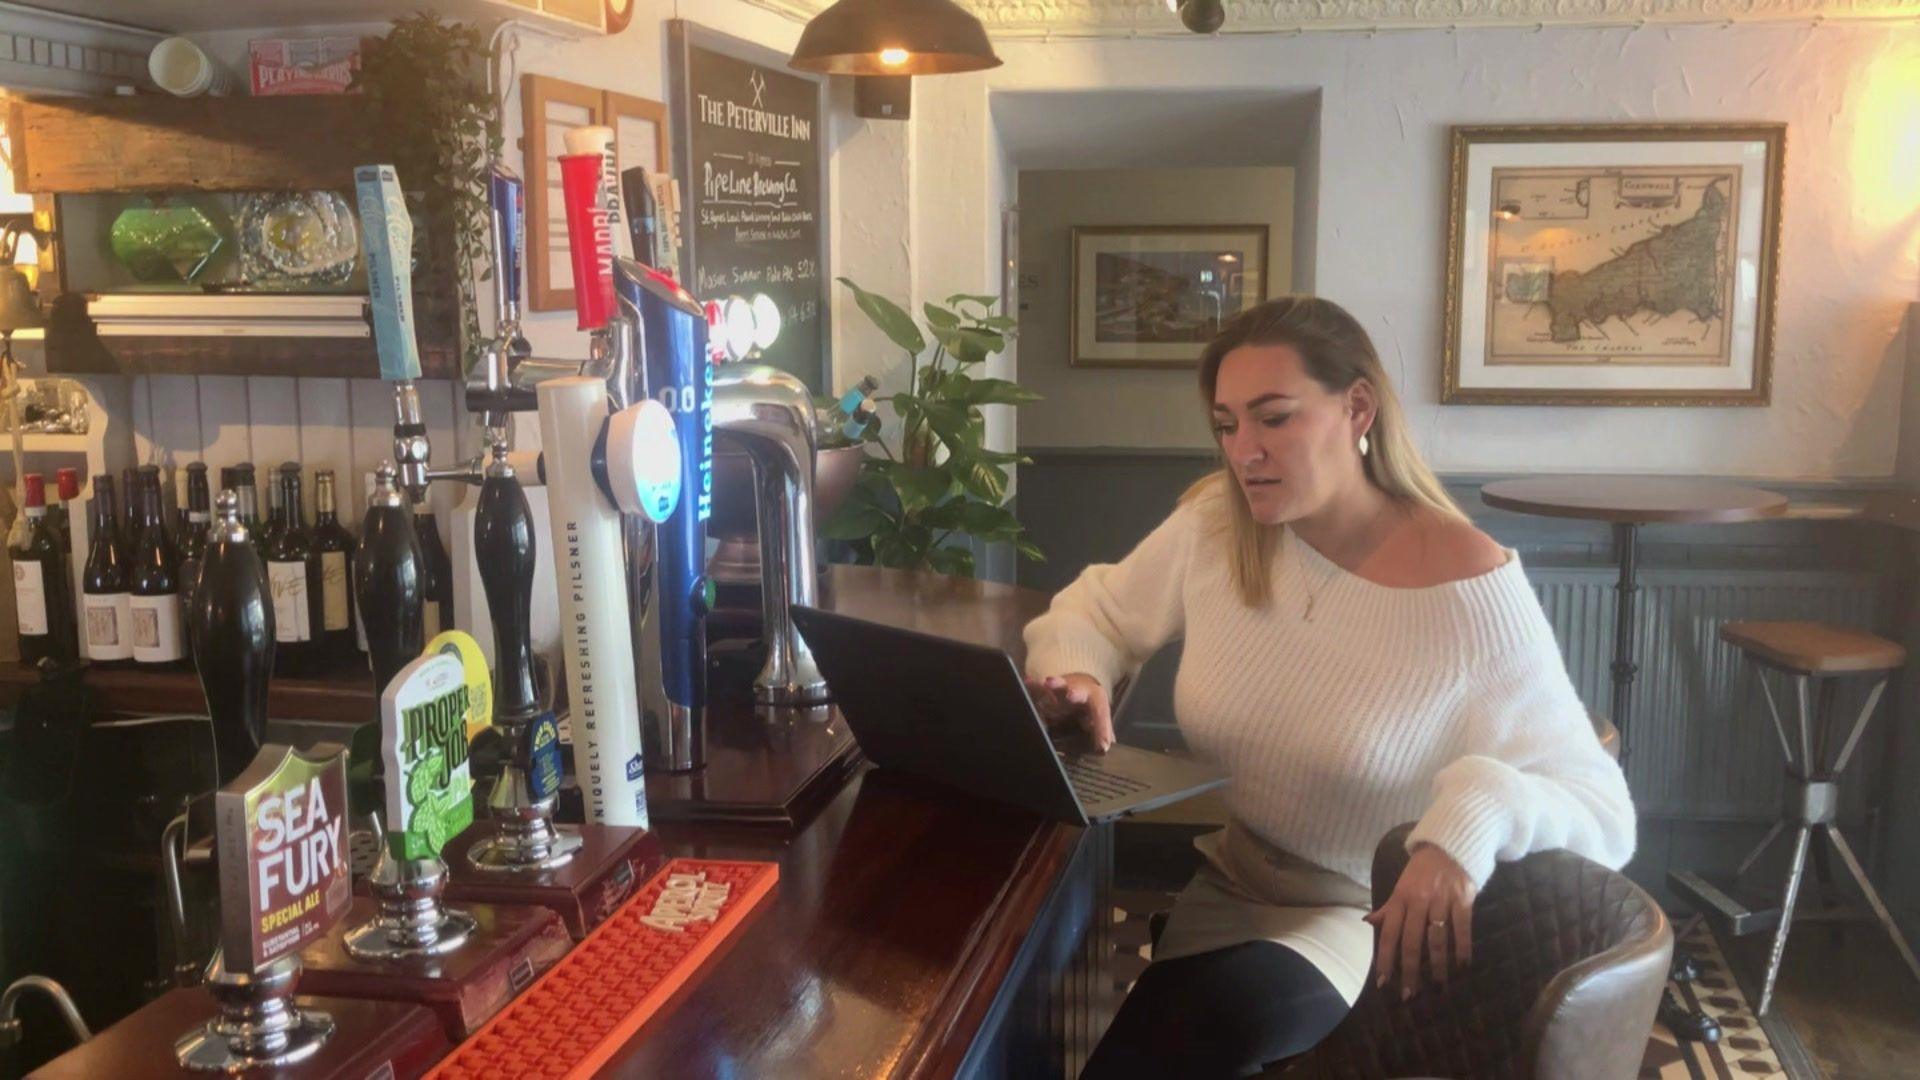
[1023,673,1114,752]
[1362,843,1476,999]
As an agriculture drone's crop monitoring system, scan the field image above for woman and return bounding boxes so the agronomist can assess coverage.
[1024,297,1636,1079]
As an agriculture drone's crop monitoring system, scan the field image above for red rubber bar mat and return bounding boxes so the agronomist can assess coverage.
[426,858,779,1080]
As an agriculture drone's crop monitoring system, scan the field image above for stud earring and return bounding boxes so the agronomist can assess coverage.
[1358,433,1370,457]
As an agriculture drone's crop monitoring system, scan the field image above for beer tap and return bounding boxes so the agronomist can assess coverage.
[189,490,272,787]
[354,464,424,699]
[712,366,829,706]
[180,493,346,1071]
[466,437,584,870]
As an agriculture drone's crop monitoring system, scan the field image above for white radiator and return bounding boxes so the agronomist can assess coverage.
[1530,566,1891,819]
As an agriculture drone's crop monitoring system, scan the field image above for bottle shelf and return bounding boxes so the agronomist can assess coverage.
[0,656,378,727]
[14,433,89,453]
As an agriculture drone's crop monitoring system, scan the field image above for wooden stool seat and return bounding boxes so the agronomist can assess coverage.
[1718,620,1905,675]
[1681,617,1919,1015]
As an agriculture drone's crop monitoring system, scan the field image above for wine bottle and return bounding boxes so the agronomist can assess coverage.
[263,463,318,678]
[118,465,138,559]
[12,473,78,664]
[190,490,273,787]
[230,463,261,538]
[312,469,355,668]
[257,463,286,554]
[81,473,132,666]
[177,463,210,598]
[129,467,186,668]
[49,467,77,557]
[415,505,454,638]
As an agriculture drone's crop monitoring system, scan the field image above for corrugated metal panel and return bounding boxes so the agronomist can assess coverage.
[1532,567,1890,819]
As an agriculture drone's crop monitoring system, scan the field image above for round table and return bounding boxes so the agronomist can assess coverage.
[1481,476,1788,767]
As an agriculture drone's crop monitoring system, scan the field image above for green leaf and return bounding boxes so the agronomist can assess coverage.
[888,464,953,515]
[915,499,969,530]
[922,303,960,328]
[955,501,1025,540]
[927,545,976,578]
[822,500,893,540]
[873,533,918,569]
[839,278,925,354]
[946,293,1000,308]
[974,315,1018,332]
[932,326,1005,364]
[918,400,973,448]
[958,377,1042,407]
[952,457,1009,503]
[1014,538,1046,562]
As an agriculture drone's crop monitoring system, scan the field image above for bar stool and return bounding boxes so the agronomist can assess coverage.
[1693,620,1917,1015]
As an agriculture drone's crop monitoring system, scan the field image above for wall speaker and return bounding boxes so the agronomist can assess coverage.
[854,75,912,120]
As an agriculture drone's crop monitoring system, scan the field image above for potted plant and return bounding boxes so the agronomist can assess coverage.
[355,14,501,370]
[823,279,1043,578]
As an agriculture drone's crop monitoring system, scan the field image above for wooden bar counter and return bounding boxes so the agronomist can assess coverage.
[618,565,1107,1076]
[1,566,1110,1077]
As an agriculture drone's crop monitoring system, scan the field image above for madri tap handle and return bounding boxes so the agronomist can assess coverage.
[189,490,273,788]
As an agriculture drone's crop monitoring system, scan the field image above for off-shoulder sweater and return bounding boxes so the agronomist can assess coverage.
[1023,486,1635,895]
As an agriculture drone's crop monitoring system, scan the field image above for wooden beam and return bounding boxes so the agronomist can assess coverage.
[12,94,367,194]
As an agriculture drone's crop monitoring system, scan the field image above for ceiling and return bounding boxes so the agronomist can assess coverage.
[749,0,1919,34]
[19,0,1917,37]
[8,0,525,34]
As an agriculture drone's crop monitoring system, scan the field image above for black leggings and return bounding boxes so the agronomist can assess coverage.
[1081,941,1349,1080]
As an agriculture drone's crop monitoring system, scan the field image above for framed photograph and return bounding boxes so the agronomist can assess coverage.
[1070,225,1268,368]
[521,75,672,313]
[1442,123,1784,406]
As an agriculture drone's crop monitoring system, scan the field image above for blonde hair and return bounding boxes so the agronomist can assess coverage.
[1182,296,1465,607]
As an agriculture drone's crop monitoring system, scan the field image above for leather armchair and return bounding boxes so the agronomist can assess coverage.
[1266,824,1670,1080]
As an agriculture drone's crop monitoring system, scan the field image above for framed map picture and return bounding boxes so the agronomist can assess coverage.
[1442,123,1783,405]
[1071,225,1268,368]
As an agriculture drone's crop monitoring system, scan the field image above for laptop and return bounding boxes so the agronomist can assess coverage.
[792,606,1228,826]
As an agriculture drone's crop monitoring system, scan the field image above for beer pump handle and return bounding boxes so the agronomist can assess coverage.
[474,450,543,724]
[355,463,425,696]
[620,166,659,269]
[490,165,524,325]
[189,490,274,788]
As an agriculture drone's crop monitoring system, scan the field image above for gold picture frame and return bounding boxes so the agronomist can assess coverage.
[1069,224,1269,369]
[1441,123,1784,406]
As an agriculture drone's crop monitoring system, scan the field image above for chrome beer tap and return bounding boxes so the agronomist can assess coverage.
[713,367,829,706]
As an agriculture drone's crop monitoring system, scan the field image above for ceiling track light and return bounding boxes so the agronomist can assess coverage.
[1177,0,1227,34]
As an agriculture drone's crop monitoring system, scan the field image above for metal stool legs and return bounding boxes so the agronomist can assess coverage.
[1741,667,1920,1015]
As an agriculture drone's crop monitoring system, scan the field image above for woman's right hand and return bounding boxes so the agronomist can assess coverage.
[1024,673,1114,752]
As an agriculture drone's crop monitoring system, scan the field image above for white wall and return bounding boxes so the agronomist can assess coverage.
[14,14,1918,504]
[1,1,843,530]
[906,23,1920,480]
[1017,166,1295,449]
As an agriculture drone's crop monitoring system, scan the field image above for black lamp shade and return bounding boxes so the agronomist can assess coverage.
[790,0,1002,76]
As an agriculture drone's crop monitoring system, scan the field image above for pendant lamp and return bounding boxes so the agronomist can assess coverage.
[789,0,1002,76]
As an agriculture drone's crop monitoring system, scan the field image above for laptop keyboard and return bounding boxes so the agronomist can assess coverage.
[1061,758,1152,804]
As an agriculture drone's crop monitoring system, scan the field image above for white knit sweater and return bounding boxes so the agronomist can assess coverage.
[1023,486,1635,892]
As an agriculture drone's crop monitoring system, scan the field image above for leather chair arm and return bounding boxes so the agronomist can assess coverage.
[1524,883,1672,1080]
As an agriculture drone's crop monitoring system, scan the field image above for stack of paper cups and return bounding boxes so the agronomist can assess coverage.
[148,37,234,97]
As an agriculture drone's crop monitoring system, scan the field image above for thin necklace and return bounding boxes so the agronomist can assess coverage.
[1296,501,1393,622]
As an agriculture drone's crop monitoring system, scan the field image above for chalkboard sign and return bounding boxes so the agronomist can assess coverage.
[669,20,829,392]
